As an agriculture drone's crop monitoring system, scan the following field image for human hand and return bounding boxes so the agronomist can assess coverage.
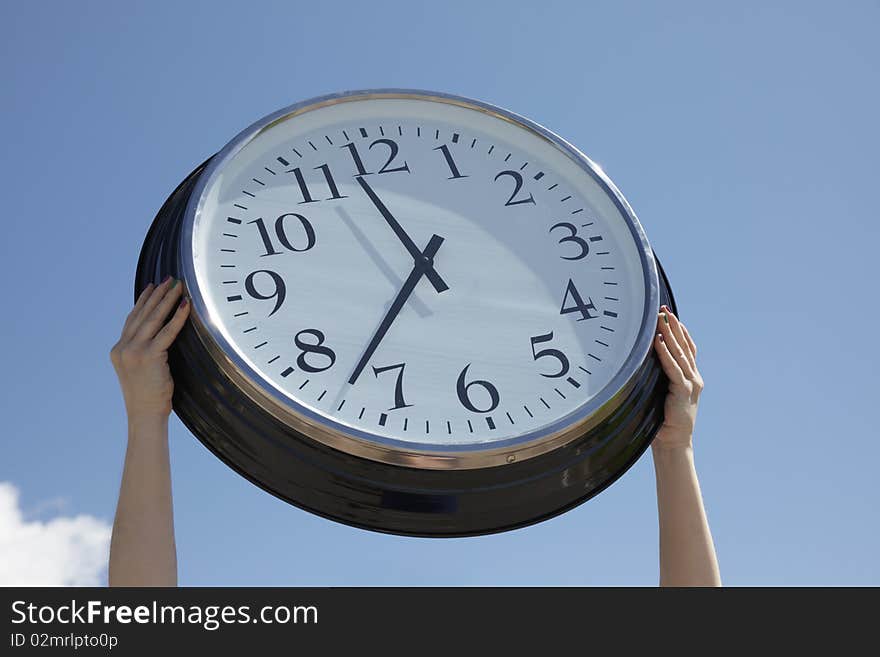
[652,305,704,451]
[110,276,190,421]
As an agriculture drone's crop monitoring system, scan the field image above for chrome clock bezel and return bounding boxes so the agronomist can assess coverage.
[178,89,661,470]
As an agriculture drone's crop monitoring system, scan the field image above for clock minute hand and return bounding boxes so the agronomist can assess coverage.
[356,176,449,293]
[348,234,446,385]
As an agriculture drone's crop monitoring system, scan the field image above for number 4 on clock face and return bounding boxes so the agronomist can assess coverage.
[560,279,598,321]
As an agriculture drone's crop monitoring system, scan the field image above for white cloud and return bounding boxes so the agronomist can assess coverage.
[0,482,111,586]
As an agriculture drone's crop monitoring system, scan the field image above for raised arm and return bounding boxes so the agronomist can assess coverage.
[108,276,190,586]
[651,306,721,587]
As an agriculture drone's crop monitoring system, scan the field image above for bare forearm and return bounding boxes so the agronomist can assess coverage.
[653,443,721,587]
[109,415,177,586]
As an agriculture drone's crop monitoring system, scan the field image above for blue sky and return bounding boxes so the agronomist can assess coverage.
[1,0,878,585]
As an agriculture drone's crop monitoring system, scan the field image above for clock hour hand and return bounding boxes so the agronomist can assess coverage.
[355,176,449,293]
[348,234,446,385]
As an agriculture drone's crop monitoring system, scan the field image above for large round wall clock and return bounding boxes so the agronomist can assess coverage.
[136,89,677,537]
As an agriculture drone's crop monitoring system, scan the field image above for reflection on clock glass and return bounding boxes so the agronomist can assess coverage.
[190,97,647,448]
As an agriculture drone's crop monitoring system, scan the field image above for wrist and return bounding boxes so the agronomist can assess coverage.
[652,425,693,450]
[127,412,169,434]
[651,441,697,478]
[651,439,693,456]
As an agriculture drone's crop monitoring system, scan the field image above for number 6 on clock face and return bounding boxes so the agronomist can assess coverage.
[183,90,659,469]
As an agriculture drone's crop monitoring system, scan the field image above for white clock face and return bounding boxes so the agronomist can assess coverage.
[187,95,651,455]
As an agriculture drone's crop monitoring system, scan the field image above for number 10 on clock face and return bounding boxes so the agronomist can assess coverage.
[189,97,649,454]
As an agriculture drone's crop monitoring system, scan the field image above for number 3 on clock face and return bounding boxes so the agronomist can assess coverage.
[184,92,657,465]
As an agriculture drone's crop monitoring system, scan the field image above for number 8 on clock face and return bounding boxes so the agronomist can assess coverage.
[184,91,659,468]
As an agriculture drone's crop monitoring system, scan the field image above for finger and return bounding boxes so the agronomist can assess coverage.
[654,333,686,385]
[121,283,154,338]
[661,307,696,371]
[134,279,184,343]
[152,296,191,351]
[679,322,698,359]
[125,276,174,339]
[658,312,695,380]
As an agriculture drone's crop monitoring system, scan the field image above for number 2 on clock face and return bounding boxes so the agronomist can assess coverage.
[191,98,647,448]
